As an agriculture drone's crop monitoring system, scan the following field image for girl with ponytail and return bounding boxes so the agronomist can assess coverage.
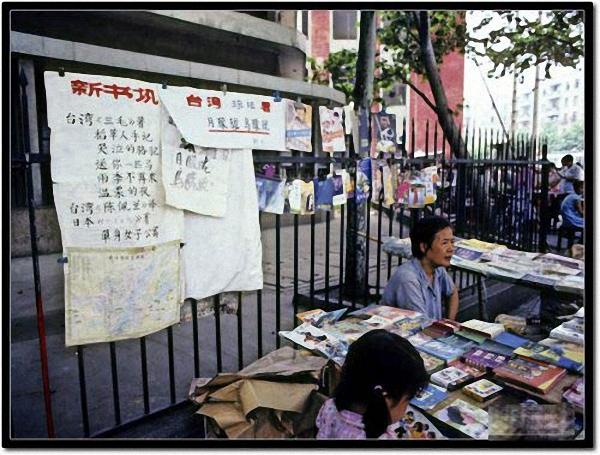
[316,329,429,439]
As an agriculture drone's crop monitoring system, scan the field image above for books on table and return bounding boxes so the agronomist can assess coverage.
[450,256,490,275]
[562,377,583,410]
[418,339,465,363]
[549,323,584,345]
[407,332,434,347]
[493,357,567,394]
[418,351,446,374]
[513,341,583,374]
[348,304,422,323]
[438,334,477,352]
[456,238,507,254]
[494,331,529,349]
[434,399,489,439]
[461,319,505,339]
[462,379,503,402]
[538,337,584,366]
[455,330,487,344]
[462,348,509,371]
[410,383,449,410]
[478,339,516,357]
[430,366,474,391]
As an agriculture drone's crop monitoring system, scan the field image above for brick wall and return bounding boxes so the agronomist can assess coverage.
[310,10,330,60]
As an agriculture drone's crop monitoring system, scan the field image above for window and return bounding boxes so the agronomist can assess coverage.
[301,10,308,36]
[332,10,357,40]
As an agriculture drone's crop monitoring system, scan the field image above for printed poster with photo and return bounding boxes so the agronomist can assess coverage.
[255,176,286,215]
[319,106,346,152]
[285,99,312,152]
[371,112,397,157]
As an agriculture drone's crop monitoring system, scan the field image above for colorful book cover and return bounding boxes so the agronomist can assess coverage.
[355,157,371,204]
[430,366,472,390]
[562,377,583,409]
[493,357,567,394]
[285,100,312,152]
[463,348,509,370]
[387,316,428,338]
[455,330,487,344]
[313,336,349,367]
[462,379,503,402]
[453,246,484,261]
[331,173,347,206]
[418,340,465,362]
[392,405,446,440]
[419,351,446,374]
[479,339,515,357]
[514,341,583,373]
[408,332,434,347]
[319,106,345,153]
[494,331,529,349]
[448,360,487,381]
[410,383,449,410]
[538,338,584,365]
[434,399,489,439]
[299,180,315,215]
[439,334,477,352]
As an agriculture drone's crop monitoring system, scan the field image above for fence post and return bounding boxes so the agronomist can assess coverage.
[538,142,551,253]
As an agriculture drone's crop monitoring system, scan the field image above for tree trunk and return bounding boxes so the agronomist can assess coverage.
[416,11,465,158]
[344,11,376,301]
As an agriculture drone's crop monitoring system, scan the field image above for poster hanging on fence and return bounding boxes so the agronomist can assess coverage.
[161,107,233,217]
[64,240,182,346]
[255,176,286,214]
[395,166,439,208]
[158,85,286,151]
[182,149,263,300]
[319,106,346,152]
[44,71,184,248]
[285,100,312,152]
[371,112,397,157]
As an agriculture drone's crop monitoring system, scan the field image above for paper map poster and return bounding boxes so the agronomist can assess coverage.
[182,149,263,300]
[64,240,181,346]
[161,107,233,217]
[158,85,286,150]
[319,106,346,152]
[285,100,312,152]
[44,71,184,247]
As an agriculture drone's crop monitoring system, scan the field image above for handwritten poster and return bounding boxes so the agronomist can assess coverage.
[44,71,184,247]
[285,100,312,152]
[182,149,263,300]
[319,106,346,152]
[64,240,181,346]
[161,107,233,217]
[158,85,286,151]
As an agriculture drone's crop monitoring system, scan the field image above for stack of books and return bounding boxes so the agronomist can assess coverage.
[430,366,474,391]
[462,348,509,371]
[493,357,567,394]
[417,339,465,363]
[461,319,505,339]
[462,379,503,403]
[418,351,446,374]
[423,320,460,338]
[538,337,584,369]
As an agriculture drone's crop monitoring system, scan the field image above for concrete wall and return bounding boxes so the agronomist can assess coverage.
[11,207,62,257]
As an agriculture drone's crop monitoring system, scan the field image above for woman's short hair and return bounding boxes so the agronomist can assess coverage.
[410,216,453,259]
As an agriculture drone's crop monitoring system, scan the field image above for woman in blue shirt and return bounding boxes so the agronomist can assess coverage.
[561,180,584,229]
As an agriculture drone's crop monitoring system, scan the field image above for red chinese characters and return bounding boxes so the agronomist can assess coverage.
[70,80,159,105]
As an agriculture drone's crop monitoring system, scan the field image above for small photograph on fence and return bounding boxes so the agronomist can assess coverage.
[356,157,372,203]
[285,100,312,152]
[395,166,439,208]
[319,106,345,152]
[371,112,397,157]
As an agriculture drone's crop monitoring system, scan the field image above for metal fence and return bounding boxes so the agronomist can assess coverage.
[11,62,553,439]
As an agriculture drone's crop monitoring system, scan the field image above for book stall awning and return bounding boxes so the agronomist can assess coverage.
[274,304,585,440]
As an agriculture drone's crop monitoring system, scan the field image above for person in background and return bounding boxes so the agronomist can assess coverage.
[382,216,459,320]
[316,330,428,439]
[557,154,584,194]
[560,179,584,229]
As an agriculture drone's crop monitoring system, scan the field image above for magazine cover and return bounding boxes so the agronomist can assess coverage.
[312,308,347,328]
[313,336,349,367]
[371,112,397,157]
[355,157,372,204]
[255,176,286,214]
[408,332,434,347]
[430,366,472,389]
[331,173,347,206]
[419,351,446,374]
[349,304,422,323]
[313,176,334,211]
[287,179,303,214]
[391,405,446,439]
[418,339,465,362]
[278,322,334,351]
[319,106,346,152]
[462,379,503,401]
[285,99,312,152]
[388,317,428,338]
[300,180,315,215]
[453,246,484,261]
[410,384,449,411]
[434,399,489,439]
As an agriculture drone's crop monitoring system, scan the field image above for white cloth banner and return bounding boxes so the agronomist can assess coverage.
[161,107,233,217]
[182,149,263,300]
[44,71,184,247]
[65,240,181,346]
[158,85,286,150]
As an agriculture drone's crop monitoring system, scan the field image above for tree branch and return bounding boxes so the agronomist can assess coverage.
[401,76,438,114]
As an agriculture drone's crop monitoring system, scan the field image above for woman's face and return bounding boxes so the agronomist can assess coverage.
[422,227,454,268]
